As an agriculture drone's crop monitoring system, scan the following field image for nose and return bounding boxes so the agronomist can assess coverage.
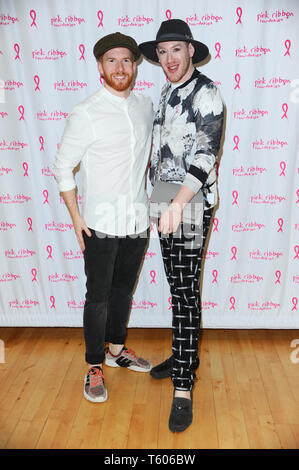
[116,60,124,72]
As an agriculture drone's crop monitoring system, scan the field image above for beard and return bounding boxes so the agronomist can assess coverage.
[102,72,134,92]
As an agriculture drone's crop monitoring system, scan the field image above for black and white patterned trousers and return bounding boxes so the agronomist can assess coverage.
[158,208,214,391]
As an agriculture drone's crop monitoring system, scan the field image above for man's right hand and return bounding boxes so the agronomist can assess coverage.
[72,215,92,252]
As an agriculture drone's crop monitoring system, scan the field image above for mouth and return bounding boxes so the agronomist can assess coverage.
[113,75,127,81]
[167,65,179,73]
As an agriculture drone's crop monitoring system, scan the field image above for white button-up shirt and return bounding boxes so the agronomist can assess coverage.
[53,87,154,236]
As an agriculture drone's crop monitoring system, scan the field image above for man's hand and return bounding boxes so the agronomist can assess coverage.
[158,203,183,234]
[72,214,92,251]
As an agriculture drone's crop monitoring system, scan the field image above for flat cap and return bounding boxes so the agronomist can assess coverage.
[93,32,141,61]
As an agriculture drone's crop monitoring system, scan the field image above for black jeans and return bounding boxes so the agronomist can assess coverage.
[82,228,148,365]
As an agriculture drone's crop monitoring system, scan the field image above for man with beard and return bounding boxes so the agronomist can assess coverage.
[54,33,153,403]
[139,20,224,432]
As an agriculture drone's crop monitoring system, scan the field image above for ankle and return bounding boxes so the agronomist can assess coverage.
[109,344,124,356]
[174,390,191,400]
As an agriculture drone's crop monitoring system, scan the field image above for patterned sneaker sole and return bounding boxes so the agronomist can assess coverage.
[105,357,152,373]
[83,377,108,403]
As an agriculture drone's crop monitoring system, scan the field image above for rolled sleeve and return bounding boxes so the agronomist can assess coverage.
[184,84,224,191]
[53,107,94,192]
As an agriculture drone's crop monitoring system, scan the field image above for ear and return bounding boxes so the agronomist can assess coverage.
[133,60,137,74]
[97,60,103,76]
[188,43,195,58]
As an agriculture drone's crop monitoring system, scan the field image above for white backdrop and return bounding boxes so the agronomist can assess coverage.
[0,0,299,328]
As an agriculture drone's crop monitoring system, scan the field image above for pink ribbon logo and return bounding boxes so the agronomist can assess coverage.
[166,10,172,20]
[30,9,37,28]
[46,245,53,259]
[34,75,40,91]
[43,190,49,204]
[79,44,85,61]
[31,268,37,282]
[168,296,172,310]
[279,161,286,176]
[97,10,104,27]
[231,246,237,260]
[296,189,299,203]
[50,295,56,309]
[18,105,25,121]
[234,73,241,90]
[284,39,291,56]
[233,135,240,150]
[214,42,221,59]
[232,191,239,206]
[294,245,299,259]
[281,103,288,119]
[212,269,218,283]
[277,218,284,232]
[14,43,20,60]
[236,7,243,24]
[292,297,298,311]
[39,136,45,151]
[213,218,219,232]
[27,217,33,231]
[275,270,281,284]
[150,270,156,284]
[230,297,236,310]
[22,162,29,177]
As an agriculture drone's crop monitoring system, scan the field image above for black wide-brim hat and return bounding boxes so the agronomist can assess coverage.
[138,19,209,64]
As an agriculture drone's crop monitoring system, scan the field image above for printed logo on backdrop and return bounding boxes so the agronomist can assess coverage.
[232,221,265,233]
[186,12,223,26]
[67,300,85,309]
[63,249,83,260]
[54,80,87,91]
[234,108,269,120]
[255,76,291,88]
[5,248,36,259]
[232,165,267,177]
[0,13,19,25]
[32,48,67,61]
[235,45,271,58]
[248,301,280,311]
[133,80,155,93]
[48,273,79,282]
[0,139,28,151]
[117,15,154,27]
[2,79,23,91]
[51,14,85,27]
[132,298,158,310]
[252,138,288,150]
[0,193,31,204]
[45,221,73,232]
[0,166,12,176]
[249,250,283,261]
[0,221,16,232]
[256,9,294,23]
[37,110,69,121]
[9,299,39,309]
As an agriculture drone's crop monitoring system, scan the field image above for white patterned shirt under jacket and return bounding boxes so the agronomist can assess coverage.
[150,69,224,208]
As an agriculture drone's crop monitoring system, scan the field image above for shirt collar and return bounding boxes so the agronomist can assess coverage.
[101,86,132,103]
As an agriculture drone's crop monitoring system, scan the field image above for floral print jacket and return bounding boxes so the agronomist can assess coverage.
[150,69,224,208]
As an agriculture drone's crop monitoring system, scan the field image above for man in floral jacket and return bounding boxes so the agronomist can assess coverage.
[139,19,224,432]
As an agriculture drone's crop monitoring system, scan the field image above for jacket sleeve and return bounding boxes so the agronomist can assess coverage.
[53,106,94,192]
[183,83,224,194]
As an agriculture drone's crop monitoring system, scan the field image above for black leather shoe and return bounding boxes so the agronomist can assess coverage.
[169,392,193,432]
[150,355,199,379]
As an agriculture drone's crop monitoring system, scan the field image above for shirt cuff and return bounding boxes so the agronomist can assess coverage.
[183,173,203,194]
[56,179,76,193]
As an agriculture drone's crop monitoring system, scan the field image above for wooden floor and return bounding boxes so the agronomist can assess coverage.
[0,327,299,449]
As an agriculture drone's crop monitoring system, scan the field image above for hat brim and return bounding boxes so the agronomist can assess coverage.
[138,37,209,64]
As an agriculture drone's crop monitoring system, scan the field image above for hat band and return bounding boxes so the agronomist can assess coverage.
[156,32,193,43]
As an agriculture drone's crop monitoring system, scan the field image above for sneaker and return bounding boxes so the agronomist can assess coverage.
[168,391,193,433]
[105,346,152,372]
[150,355,199,379]
[83,366,108,403]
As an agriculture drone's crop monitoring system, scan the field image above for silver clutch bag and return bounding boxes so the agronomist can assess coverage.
[150,180,204,226]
